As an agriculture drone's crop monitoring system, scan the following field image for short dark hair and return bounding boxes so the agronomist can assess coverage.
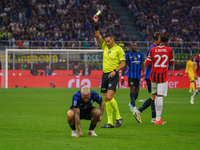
[161,36,169,42]
[153,32,161,41]
[105,33,113,38]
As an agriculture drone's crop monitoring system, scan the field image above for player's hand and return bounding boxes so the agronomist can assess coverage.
[93,14,98,23]
[195,74,198,80]
[121,79,124,85]
[96,116,102,127]
[76,132,82,137]
[184,74,188,78]
[108,71,116,78]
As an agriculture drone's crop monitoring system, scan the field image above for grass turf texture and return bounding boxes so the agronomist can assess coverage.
[0,88,199,150]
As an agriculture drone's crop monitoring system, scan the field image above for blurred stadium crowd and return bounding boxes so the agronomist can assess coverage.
[0,0,128,49]
[0,0,199,50]
[123,0,200,52]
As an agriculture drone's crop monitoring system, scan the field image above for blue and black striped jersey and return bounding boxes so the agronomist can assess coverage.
[144,44,157,80]
[70,90,102,109]
[125,51,144,79]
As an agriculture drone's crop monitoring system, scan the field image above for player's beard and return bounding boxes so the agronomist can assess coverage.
[131,50,136,53]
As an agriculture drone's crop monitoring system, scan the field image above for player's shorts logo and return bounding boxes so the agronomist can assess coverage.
[130,82,134,85]
[109,83,112,87]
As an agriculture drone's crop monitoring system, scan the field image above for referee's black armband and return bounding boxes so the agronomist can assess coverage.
[94,24,99,31]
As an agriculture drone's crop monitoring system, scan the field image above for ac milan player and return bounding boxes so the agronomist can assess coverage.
[190,54,200,104]
[145,36,174,124]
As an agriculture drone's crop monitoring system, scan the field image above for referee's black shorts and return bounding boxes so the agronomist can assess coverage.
[146,79,151,93]
[101,72,119,93]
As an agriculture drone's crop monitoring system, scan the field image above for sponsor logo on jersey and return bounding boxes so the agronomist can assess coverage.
[131,60,140,64]
[73,101,77,106]
[108,51,111,54]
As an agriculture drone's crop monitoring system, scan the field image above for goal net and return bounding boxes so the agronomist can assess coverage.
[1,49,103,88]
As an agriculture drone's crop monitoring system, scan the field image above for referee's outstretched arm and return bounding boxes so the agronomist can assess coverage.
[93,14,103,45]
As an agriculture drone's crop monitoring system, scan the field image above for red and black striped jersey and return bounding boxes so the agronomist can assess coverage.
[194,54,200,77]
[145,46,174,83]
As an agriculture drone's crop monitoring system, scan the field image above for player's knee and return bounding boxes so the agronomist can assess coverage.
[67,110,74,120]
[107,95,113,101]
[91,108,101,118]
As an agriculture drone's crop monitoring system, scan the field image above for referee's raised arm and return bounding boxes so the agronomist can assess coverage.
[93,14,103,45]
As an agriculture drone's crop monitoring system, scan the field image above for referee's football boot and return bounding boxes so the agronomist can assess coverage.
[101,123,114,128]
[133,111,142,123]
[115,118,123,128]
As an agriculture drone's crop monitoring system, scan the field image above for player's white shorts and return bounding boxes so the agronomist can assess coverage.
[196,77,200,88]
[151,81,168,97]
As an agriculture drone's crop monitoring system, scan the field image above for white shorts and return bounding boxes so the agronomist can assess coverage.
[151,81,168,97]
[196,77,200,88]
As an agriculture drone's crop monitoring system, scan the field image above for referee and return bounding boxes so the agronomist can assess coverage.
[93,14,126,128]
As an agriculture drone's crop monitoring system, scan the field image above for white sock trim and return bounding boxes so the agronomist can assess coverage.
[155,97,163,121]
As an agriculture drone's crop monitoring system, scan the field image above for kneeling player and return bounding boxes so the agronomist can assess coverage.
[67,86,104,137]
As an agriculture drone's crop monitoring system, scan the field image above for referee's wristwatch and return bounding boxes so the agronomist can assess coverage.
[113,69,117,73]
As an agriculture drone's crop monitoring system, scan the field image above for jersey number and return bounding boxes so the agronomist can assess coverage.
[154,54,168,67]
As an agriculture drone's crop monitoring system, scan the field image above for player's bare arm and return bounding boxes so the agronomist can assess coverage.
[97,100,104,126]
[93,14,103,45]
[73,107,82,137]
[141,61,145,77]
[99,100,104,117]
[121,64,127,85]
[193,62,197,79]
[108,61,126,78]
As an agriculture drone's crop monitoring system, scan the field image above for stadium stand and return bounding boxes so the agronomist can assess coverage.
[0,0,199,55]
[123,0,200,43]
[0,0,130,49]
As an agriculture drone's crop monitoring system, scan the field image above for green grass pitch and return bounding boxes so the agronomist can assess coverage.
[0,88,199,150]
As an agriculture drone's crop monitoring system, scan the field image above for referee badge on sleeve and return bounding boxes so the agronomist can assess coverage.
[123,54,125,60]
